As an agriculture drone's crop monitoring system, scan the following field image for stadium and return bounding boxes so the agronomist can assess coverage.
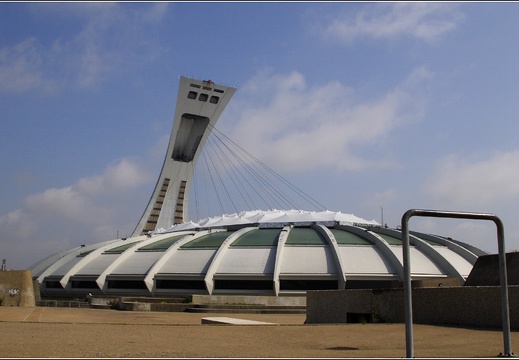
[28,76,489,299]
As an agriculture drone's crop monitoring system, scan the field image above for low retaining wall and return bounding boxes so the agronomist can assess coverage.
[192,294,306,307]
[115,296,193,312]
[306,286,519,329]
[117,300,193,312]
[36,299,90,308]
[82,294,307,312]
[0,270,36,307]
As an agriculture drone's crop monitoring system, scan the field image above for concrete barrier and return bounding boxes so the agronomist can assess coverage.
[115,296,193,312]
[306,286,519,329]
[201,317,278,325]
[192,294,306,307]
[118,300,151,312]
[0,270,36,307]
[464,252,519,286]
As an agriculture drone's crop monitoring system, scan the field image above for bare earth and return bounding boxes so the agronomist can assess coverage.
[0,306,517,358]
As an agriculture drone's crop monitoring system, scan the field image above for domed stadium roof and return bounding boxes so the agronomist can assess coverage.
[28,77,489,298]
[29,209,488,298]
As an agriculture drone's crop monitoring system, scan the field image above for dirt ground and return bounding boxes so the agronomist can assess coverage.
[0,306,517,358]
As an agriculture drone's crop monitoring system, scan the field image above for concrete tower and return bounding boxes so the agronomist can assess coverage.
[132,76,237,236]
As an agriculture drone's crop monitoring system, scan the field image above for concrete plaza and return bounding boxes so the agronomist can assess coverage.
[0,306,517,358]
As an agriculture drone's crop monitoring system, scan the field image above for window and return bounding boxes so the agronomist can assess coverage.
[280,279,337,290]
[188,91,197,99]
[71,280,99,289]
[107,280,147,289]
[45,280,63,289]
[210,96,219,104]
[156,279,206,290]
[214,279,273,291]
[199,93,208,102]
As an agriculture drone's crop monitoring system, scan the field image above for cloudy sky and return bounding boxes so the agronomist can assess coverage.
[2,2,519,270]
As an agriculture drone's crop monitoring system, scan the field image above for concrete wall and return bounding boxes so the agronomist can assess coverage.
[464,252,519,286]
[306,286,519,329]
[116,300,193,312]
[192,294,306,307]
[0,270,36,307]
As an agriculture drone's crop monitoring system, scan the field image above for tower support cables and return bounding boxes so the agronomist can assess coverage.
[190,124,327,221]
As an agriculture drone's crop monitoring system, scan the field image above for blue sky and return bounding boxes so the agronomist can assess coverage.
[2,2,519,270]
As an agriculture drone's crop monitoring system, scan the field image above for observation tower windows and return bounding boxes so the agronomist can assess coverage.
[187,91,216,103]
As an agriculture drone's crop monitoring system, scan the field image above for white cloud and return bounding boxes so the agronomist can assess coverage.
[0,38,57,93]
[404,65,434,87]
[320,2,464,43]
[0,157,153,268]
[76,158,151,196]
[425,150,519,208]
[68,3,169,88]
[24,186,102,223]
[141,2,169,22]
[0,3,169,93]
[225,70,423,173]
[23,157,151,222]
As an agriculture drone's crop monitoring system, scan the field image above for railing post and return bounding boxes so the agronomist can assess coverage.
[401,209,514,358]
[495,216,513,357]
[401,210,414,358]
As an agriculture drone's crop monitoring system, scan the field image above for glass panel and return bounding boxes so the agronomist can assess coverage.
[376,233,402,245]
[138,234,192,251]
[330,229,372,245]
[286,228,327,245]
[104,241,141,254]
[231,229,280,246]
[181,231,233,248]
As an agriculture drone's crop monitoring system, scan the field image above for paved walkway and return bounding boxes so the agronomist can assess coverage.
[0,306,517,358]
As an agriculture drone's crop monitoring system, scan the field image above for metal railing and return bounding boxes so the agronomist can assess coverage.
[401,209,514,358]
